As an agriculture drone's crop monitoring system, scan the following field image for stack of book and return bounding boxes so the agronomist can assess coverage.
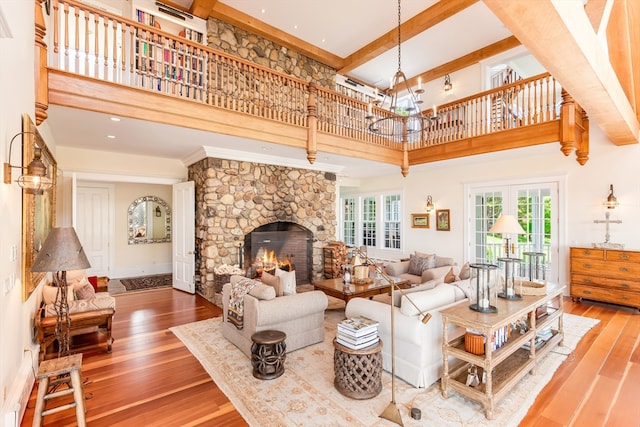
[336,316,379,350]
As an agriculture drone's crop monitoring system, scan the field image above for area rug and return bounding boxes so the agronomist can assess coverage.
[170,311,599,427]
[118,273,173,292]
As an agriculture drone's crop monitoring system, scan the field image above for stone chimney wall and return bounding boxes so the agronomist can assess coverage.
[189,157,337,301]
[206,18,336,89]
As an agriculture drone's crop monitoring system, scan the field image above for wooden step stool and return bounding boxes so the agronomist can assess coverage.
[33,354,86,427]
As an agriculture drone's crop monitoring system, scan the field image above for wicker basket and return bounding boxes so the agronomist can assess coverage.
[464,332,485,355]
[516,280,547,296]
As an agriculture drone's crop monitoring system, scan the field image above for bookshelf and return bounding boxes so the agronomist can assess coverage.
[132,0,207,98]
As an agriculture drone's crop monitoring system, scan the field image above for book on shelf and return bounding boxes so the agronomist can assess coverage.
[337,316,379,336]
[336,335,379,350]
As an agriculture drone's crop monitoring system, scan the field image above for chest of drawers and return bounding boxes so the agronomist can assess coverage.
[570,247,640,310]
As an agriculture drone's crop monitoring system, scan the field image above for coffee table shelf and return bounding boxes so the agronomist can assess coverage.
[440,283,565,419]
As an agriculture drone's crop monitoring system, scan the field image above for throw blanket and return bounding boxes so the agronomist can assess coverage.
[227,278,258,330]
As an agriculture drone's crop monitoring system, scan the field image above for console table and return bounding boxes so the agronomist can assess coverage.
[440,283,565,419]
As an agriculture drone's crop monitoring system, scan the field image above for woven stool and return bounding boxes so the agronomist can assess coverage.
[33,354,86,427]
[333,338,383,399]
[250,330,287,380]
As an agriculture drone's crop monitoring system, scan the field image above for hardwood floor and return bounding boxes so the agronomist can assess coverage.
[21,290,639,426]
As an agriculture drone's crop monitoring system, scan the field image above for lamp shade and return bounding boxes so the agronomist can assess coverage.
[31,227,91,272]
[489,214,525,235]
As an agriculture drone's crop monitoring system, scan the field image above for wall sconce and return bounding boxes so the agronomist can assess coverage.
[4,132,53,195]
[603,184,619,209]
[425,195,434,213]
[443,74,453,92]
[155,205,162,217]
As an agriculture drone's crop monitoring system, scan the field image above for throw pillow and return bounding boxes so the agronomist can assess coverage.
[444,267,456,284]
[275,268,296,295]
[408,254,436,276]
[66,269,89,288]
[458,262,471,280]
[75,282,96,300]
[42,283,75,305]
[261,271,283,297]
[248,283,276,300]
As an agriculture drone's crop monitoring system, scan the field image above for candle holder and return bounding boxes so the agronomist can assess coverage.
[469,263,498,313]
[497,257,523,300]
[523,252,546,283]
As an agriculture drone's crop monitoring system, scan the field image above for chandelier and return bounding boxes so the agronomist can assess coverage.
[367,0,436,138]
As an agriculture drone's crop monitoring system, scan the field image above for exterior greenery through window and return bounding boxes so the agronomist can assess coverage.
[384,194,401,249]
[362,196,377,247]
[340,192,402,251]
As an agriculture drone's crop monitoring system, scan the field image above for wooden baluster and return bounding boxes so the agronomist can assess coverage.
[63,2,69,70]
[72,6,79,72]
[52,0,59,56]
[111,19,118,80]
[128,25,135,85]
[92,12,98,76]
[83,10,89,75]
[120,23,126,79]
[102,15,108,76]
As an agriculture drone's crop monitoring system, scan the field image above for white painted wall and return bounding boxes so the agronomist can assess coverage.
[0,2,46,425]
[342,123,640,289]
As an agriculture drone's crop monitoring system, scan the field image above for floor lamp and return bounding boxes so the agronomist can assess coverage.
[31,227,91,357]
[353,248,431,426]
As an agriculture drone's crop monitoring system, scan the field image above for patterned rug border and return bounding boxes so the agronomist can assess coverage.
[119,273,173,292]
[171,312,599,427]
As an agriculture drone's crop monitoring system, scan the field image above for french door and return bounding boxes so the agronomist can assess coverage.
[467,180,559,283]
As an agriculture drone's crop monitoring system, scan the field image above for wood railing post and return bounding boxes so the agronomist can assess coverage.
[35,0,49,124]
[559,89,576,157]
[576,109,589,165]
[307,82,317,164]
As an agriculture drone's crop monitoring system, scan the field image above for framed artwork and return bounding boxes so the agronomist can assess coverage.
[436,209,450,231]
[411,213,430,228]
[22,113,57,301]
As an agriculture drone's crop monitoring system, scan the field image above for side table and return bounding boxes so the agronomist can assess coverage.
[333,338,383,399]
[250,330,286,380]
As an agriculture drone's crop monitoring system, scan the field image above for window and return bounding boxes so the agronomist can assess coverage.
[383,194,401,249]
[342,197,356,246]
[361,196,377,247]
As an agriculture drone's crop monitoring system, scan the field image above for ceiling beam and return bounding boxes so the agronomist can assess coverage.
[189,0,219,19]
[209,2,344,70]
[404,36,521,89]
[338,0,479,75]
[484,0,639,146]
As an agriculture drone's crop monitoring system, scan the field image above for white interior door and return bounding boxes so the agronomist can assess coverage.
[172,181,195,293]
[76,184,112,277]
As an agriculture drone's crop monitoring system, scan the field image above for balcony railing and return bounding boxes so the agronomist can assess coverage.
[43,0,571,157]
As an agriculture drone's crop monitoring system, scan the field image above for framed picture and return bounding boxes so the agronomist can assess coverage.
[22,113,57,301]
[411,213,430,228]
[436,209,450,231]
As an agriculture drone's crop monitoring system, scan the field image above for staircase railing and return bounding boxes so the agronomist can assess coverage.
[43,0,563,153]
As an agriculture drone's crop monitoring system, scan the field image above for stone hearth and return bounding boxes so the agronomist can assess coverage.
[189,157,336,302]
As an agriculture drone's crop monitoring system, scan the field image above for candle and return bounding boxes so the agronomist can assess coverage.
[418,77,422,90]
[367,102,372,115]
[389,76,394,90]
[432,104,437,116]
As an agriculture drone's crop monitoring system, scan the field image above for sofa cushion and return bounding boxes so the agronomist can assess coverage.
[408,254,436,275]
[42,283,74,305]
[391,280,436,306]
[261,271,283,297]
[248,283,276,300]
[275,268,296,295]
[436,256,455,268]
[421,265,454,284]
[43,292,116,316]
[400,283,457,317]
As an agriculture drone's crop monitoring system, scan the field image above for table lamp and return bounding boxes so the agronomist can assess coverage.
[31,227,91,357]
[489,214,525,258]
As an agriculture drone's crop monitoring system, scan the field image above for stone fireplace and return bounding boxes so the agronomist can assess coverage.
[245,221,313,285]
[189,157,337,302]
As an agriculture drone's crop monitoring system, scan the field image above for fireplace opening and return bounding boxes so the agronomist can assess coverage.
[244,222,313,285]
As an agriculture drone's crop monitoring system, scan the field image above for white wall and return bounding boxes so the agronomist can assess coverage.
[343,123,640,288]
[0,2,45,425]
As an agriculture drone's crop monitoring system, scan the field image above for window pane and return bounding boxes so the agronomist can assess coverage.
[383,194,401,249]
[362,197,376,247]
[342,197,355,246]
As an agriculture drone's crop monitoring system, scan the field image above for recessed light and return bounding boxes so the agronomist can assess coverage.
[107,135,116,139]
[293,25,298,30]
[261,8,266,14]
[110,117,121,122]
[321,38,326,43]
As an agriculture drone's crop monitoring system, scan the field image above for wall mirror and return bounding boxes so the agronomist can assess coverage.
[128,196,171,244]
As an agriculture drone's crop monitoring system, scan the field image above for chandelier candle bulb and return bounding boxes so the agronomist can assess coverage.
[432,104,437,116]
[418,77,422,90]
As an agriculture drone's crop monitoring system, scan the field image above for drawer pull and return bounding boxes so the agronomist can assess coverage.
[583,278,592,284]
[582,263,592,269]
[620,283,630,289]
[619,267,630,273]
[619,254,630,260]
[621,296,629,301]
[583,290,592,295]
[582,250,591,255]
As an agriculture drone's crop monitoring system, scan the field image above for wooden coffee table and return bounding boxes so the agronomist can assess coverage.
[312,277,410,303]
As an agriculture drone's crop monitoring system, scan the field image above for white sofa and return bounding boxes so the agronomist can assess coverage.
[385,254,456,285]
[221,275,328,357]
[345,280,469,388]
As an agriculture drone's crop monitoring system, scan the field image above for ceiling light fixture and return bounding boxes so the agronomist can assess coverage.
[367,0,435,138]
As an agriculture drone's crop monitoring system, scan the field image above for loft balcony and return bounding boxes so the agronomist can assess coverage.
[35,0,590,175]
